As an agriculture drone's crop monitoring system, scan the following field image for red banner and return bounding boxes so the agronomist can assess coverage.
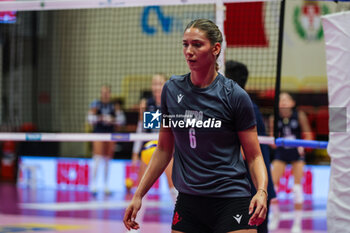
[56,161,89,186]
[224,2,268,47]
[0,0,17,23]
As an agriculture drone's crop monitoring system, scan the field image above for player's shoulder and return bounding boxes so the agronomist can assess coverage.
[90,99,101,108]
[218,73,246,96]
[146,96,156,105]
[168,73,188,83]
[91,99,100,104]
[163,73,189,91]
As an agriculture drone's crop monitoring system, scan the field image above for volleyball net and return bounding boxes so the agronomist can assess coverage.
[0,131,329,149]
[0,0,337,158]
[0,0,282,134]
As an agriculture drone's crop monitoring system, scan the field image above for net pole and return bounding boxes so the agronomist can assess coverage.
[215,0,226,74]
[273,0,285,140]
[322,11,350,232]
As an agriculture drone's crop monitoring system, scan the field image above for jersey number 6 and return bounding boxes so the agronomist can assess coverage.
[189,128,197,149]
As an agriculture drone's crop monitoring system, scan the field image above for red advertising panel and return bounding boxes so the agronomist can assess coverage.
[57,161,89,186]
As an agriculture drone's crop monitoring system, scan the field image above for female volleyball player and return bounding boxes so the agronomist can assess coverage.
[131,74,178,200]
[131,73,167,165]
[124,19,268,233]
[268,92,313,232]
[88,85,124,195]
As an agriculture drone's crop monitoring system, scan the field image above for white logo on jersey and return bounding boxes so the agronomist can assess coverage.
[291,119,298,128]
[177,94,184,103]
[233,214,242,224]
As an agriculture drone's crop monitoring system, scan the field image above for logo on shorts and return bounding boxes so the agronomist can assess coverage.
[143,109,161,129]
[233,214,242,224]
[172,211,182,225]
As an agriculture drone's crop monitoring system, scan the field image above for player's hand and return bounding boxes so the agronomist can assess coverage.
[270,143,277,149]
[248,189,267,226]
[297,146,305,157]
[123,195,142,230]
[87,114,98,125]
[102,114,114,124]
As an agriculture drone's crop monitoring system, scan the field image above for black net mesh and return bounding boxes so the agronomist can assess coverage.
[0,2,282,133]
[224,1,281,118]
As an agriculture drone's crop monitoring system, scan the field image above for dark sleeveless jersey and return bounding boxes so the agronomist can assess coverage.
[90,100,115,133]
[161,73,256,198]
[277,109,301,140]
[146,97,159,112]
[275,109,302,162]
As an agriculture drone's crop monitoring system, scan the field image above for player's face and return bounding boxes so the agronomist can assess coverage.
[182,27,217,71]
[279,92,295,109]
[101,86,111,103]
[151,75,165,100]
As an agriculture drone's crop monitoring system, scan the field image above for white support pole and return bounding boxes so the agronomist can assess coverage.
[215,0,226,74]
[322,11,350,233]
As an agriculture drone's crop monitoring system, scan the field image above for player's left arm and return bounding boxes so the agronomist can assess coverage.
[298,110,313,140]
[297,110,313,156]
[238,126,268,226]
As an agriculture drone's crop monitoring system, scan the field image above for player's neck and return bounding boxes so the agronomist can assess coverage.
[101,98,110,104]
[190,67,217,88]
[280,108,293,118]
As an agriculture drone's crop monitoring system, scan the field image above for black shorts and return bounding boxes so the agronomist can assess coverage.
[171,192,256,233]
[274,148,304,163]
[93,125,114,133]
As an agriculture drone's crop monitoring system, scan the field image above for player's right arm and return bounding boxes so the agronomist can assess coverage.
[268,115,277,149]
[123,126,174,230]
[87,100,99,125]
[297,110,313,156]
